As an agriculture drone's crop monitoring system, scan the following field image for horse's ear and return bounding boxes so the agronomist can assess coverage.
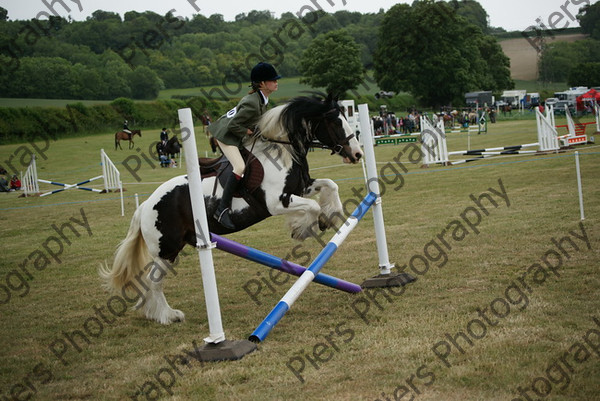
[325,92,340,105]
[326,92,340,104]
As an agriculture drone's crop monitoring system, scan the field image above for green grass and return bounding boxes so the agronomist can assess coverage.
[158,75,383,101]
[512,80,568,94]
[0,75,382,109]
[0,78,573,111]
[0,120,599,400]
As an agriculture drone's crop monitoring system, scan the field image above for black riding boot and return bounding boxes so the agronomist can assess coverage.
[213,173,241,230]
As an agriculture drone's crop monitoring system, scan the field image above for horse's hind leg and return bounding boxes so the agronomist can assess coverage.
[137,258,185,324]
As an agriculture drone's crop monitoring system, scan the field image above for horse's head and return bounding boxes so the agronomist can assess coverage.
[280,93,363,164]
[309,94,363,164]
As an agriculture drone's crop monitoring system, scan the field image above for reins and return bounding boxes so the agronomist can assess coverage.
[253,107,354,157]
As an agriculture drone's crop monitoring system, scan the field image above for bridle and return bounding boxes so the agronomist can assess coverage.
[254,106,355,157]
[308,108,355,157]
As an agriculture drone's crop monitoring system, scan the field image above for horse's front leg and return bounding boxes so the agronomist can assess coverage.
[269,195,322,241]
[129,140,134,150]
[304,179,344,231]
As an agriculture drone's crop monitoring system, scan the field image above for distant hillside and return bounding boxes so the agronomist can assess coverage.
[499,33,587,81]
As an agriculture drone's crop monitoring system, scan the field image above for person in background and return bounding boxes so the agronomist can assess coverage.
[0,175,9,192]
[10,175,21,190]
[160,128,168,147]
[123,120,132,138]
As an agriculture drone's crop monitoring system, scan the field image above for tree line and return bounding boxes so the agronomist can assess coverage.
[0,8,383,100]
[0,1,507,102]
[0,0,596,107]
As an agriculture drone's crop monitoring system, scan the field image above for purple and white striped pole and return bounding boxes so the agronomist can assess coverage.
[249,192,377,343]
[211,233,362,294]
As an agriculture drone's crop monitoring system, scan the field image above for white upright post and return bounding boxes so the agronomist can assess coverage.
[565,105,577,138]
[358,104,416,287]
[178,108,225,344]
[177,108,256,360]
[575,151,585,221]
[358,104,393,274]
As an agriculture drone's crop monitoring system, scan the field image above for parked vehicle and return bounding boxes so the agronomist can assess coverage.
[465,91,494,107]
[553,87,589,111]
[501,90,527,107]
[375,91,396,99]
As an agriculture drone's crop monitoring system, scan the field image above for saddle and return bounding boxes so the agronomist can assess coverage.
[119,131,132,139]
[198,148,264,199]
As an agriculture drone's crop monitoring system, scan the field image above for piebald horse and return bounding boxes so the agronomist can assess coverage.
[101,94,364,324]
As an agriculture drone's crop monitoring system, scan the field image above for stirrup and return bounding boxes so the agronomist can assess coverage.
[215,207,229,221]
[214,207,235,229]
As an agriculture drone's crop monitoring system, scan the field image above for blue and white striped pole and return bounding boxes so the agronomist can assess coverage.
[249,192,378,343]
[39,176,104,197]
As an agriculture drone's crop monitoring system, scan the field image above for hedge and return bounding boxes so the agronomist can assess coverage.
[0,97,232,145]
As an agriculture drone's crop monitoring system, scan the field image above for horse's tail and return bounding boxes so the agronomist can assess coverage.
[99,205,151,292]
[115,133,118,150]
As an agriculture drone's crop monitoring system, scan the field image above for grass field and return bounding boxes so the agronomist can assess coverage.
[0,117,599,401]
[499,33,587,81]
[0,75,382,109]
[158,76,338,101]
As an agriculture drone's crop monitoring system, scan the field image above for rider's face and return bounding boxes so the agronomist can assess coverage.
[260,80,278,96]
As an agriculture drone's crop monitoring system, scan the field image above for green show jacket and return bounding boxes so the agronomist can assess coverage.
[208,91,267,147]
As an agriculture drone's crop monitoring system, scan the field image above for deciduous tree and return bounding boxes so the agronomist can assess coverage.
[299,30,363,96]
[373,1,511,106]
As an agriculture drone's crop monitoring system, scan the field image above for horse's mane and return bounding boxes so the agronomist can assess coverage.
[257,93,339,161]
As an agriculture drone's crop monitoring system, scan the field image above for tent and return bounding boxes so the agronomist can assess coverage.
[576,88,600,111]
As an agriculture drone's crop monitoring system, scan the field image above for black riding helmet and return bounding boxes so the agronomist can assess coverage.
[250,62,281,83]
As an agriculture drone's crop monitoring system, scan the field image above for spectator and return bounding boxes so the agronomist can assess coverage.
[0,175,9,192]
[10,175,21,190]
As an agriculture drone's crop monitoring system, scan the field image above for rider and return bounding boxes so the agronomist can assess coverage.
[123,120,132,138]
[160,128,169,148]
[208,62,280,230]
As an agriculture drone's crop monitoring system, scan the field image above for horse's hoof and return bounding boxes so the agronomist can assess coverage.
[171,310,185,323]
[163,309,185,324]
[290,227,308,241]
[318,216,329,231]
